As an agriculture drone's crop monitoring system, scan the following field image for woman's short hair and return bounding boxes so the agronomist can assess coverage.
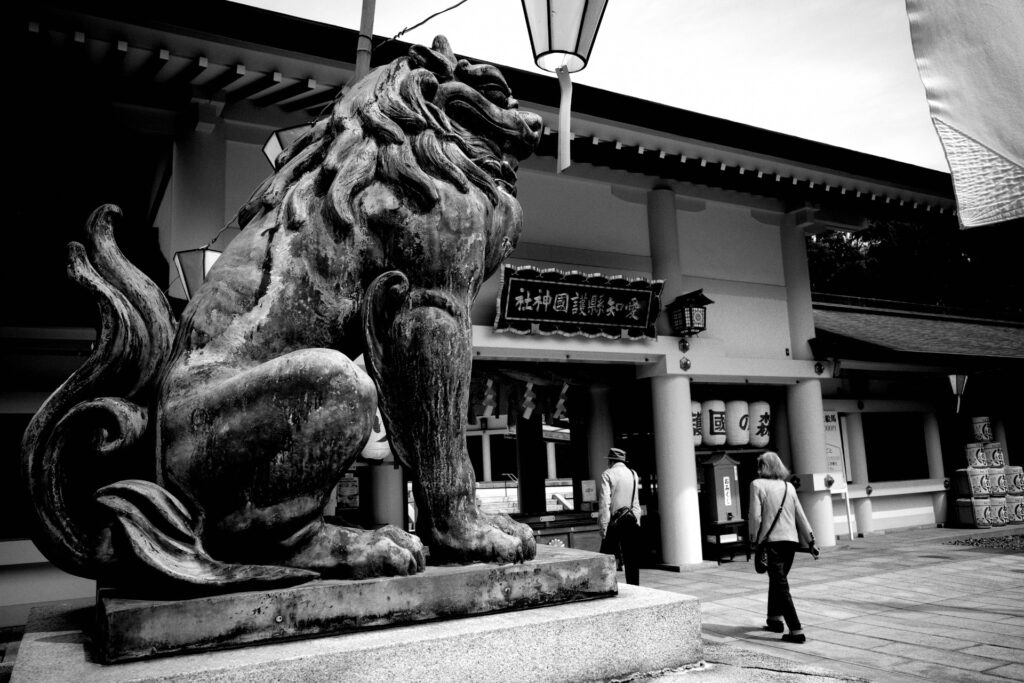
[757,451,790,480]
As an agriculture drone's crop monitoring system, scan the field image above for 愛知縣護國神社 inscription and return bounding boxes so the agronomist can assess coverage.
[494,265,662,339]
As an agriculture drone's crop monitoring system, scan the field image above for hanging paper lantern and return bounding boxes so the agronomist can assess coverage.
[691,401,702,447]
[701,400,726,447]
[361,410,392,461]
[749,401,771,448]
[725,401,749,446]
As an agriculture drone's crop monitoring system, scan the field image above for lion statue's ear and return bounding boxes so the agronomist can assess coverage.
[409,36,456,80]
[431,36,455,62]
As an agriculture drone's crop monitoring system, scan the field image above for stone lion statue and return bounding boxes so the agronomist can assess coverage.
[22,36,542,591]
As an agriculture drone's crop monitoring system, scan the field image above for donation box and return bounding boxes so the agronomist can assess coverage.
[702,453,742,524]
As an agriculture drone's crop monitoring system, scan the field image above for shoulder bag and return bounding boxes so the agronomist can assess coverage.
[753,481,788,574]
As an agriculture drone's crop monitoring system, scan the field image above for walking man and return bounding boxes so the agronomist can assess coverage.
[598,447,642,585]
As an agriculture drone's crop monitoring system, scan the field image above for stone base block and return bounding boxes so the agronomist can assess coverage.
[95,545,616,662]
[12,584,701,682]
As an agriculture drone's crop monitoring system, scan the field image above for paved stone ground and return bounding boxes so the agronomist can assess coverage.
[631,526,1024,682]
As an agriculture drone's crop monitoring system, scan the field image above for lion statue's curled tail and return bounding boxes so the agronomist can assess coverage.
[21,36,542,592]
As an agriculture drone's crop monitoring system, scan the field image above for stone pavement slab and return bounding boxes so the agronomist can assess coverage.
[637,526,1024,682]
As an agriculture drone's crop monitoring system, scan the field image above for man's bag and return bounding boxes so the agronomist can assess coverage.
[601,506,636,569]
[609,505,638,530]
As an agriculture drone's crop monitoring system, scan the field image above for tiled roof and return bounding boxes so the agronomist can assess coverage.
[812,307,1024,365]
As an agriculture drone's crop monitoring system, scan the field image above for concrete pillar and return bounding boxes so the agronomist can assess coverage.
[546,442,558,480]
[786,380,835,546]
[481,432,493,483]
[780,219,815,362]
[924,412,947,526]
[369,463,406,528]
[780,213,834,545]
[844,412,873,536]
[651,375,703,566]
[647,187,683,336]
[587,386,614,483]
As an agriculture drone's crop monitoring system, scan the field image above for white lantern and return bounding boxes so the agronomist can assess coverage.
[521,0,609,173]
[725,401,749,446]
[691,401,702,447]
[361,410,392,462]
[701,399,726,447]
[749,401,771,448]
[521,0,610,73]
[173,247,221,300]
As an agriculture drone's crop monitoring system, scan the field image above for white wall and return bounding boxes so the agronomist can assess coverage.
[678,203,785,286]
[833,493,938,535]
[516,171,649,256]
[226,139,273,227]
[677,203,791,361]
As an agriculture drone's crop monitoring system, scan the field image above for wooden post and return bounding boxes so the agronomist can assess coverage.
[354,0,376,82]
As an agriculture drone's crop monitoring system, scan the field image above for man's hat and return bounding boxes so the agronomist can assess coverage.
[608,447,627,462]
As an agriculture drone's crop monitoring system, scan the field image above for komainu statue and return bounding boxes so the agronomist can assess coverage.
[21,36,542,592]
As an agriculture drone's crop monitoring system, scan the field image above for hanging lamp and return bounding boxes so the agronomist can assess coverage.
[521,0,609,172]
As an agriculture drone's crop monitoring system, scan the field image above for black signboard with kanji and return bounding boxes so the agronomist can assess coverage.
[494,265,663,339]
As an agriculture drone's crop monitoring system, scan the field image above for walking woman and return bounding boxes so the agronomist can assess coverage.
[749,451,819,643]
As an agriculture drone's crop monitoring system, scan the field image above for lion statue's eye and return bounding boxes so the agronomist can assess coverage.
[480,87,510,109]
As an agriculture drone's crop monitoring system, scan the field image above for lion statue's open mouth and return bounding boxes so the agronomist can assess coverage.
[433,61,541,195]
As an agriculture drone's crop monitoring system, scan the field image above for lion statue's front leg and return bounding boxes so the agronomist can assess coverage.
[364,272,536,564]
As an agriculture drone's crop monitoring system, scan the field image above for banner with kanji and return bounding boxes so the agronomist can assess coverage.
[494,265,662,339]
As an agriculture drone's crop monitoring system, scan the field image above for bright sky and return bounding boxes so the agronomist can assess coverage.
[236,0,949,172]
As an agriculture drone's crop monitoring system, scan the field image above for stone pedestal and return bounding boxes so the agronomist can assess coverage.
[96,545,615,662]
[12,584,701,682]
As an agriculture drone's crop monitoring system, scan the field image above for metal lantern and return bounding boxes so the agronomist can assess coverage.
[173,247,221,300]
[666,289,714,337]
[521,0,609,173]
[262,124,313,170]
[361,409,393,462]
[520,0,610,73]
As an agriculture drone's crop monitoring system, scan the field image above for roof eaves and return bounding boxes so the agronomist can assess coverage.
[39,0,954,201]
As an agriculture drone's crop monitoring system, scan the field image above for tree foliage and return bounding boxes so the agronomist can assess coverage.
[806,218,1024,317]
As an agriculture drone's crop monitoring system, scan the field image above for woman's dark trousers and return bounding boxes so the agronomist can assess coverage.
[767,541,801,631]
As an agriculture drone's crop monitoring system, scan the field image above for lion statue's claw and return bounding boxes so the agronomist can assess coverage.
[286,523,426,580]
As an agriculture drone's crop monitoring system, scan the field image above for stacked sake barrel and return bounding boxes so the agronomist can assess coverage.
[1007,439,1024,526]
[954,417,1020,527]
[692,400,771,449]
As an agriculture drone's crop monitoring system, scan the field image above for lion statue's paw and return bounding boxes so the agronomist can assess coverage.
[429,512,537,565]
[285,523,425,580]
[484,512,538,561]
